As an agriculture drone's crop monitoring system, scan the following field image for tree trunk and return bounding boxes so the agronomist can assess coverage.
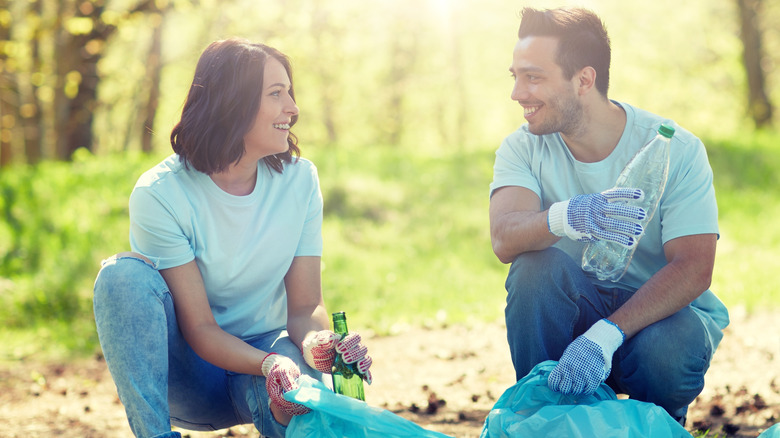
[0,75,13,167]
[140,13,164,153]
[24,0,44,163]
[54,0,156,160]
[55,32,104,160]
[736,0,773,128]
[0,0,14,166]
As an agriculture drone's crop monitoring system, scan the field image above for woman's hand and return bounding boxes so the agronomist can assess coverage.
[301,330,340,372]
[302,330,373,384]
[261,353,311,417]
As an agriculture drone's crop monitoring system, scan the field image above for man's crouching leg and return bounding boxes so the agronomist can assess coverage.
[610,306,713,424]
[504,247,601,381]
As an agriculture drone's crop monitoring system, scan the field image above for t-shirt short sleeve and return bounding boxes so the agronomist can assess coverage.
[490,128,542,199]
[294,163,324,257]
[658,135,719,244]
[129,184,195,270]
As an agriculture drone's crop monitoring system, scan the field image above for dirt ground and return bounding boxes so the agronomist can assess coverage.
[0,306,777,438]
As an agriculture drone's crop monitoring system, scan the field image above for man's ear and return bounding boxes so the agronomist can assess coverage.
[576,66,597,96]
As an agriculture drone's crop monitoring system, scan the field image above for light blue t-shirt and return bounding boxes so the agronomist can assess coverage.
[129,155,324,339]
[490,102,729,350]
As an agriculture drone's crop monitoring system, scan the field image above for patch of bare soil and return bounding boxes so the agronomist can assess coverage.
[0,308,777,437]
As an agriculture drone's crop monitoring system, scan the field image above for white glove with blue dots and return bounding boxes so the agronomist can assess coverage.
[548,318,626,395]
[547,188,646,248]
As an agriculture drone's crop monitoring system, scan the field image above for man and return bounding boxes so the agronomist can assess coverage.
[488,7,729,424]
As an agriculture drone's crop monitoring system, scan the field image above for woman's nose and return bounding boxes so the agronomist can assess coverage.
[285,97,299,116]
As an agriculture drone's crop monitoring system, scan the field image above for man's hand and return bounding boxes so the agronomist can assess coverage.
[547,188,646,247]
[261,353,311,416]
[548,319,625,395]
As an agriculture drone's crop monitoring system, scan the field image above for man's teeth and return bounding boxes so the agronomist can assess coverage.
[273,123,290,129]
[524,106,539,117]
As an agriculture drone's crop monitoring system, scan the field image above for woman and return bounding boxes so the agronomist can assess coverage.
[93,38,372,438]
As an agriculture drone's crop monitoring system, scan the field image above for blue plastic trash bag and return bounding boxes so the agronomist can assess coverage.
[759,423,780,437]
[480,360,692,438]
[284,375,453,438]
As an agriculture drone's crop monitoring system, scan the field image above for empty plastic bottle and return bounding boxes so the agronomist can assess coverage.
[331,311,366,401]
[581,124,675,282]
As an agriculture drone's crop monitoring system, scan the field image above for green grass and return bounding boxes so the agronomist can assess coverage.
[0,149,162,359]
[0,131,778,360]
[706,131,780,312]
[312,147,507,334]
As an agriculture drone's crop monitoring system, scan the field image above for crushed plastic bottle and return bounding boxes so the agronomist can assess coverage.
[581,124,675,282]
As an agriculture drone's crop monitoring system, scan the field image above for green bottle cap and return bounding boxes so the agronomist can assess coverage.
[658,124,675,138]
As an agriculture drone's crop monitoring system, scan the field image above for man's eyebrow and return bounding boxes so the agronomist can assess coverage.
[510,66,545,74]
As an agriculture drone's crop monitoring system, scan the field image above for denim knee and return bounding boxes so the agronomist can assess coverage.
[505,247,588,307]
[94,255,168,307]
[629,347,707,415]
[615,309,711,414]
[504,248,595,379]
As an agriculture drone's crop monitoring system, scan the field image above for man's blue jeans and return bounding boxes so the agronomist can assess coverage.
[504,247,713,421]
[93,255,321,438]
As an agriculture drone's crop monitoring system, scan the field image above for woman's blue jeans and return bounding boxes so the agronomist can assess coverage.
[93,255,321,438]
[504,247,714,422]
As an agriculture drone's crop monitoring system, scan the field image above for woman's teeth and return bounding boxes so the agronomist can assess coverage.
[273,123,290,130]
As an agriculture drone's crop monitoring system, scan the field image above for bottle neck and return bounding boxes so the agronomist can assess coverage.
[333,317,348,335]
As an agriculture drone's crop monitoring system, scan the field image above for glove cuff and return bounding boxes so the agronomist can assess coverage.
[547,200,569,237]
[301,332,318,369]
[585,319,625,357]
[261,353,279,377]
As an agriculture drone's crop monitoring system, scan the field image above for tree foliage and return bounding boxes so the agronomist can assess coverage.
[0,0,166,165]
[0,0,778,168]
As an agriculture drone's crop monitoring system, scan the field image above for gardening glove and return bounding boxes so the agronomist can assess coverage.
[548,318,625,395]
[336,332,373,384]
[302,330,341,372]
[302,330,373,384]
[547,188,646,248]
[261,353,311,416]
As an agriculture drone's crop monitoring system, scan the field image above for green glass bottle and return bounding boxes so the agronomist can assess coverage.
[331,311,365,401]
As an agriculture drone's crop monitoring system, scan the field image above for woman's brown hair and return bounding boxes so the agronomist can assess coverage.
[170,38,300,174]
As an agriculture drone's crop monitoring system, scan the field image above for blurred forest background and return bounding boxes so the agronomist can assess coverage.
[0,0,778,360]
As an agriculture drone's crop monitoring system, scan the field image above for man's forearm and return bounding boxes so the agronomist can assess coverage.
[491,209,560,263]
[608,235,715,338]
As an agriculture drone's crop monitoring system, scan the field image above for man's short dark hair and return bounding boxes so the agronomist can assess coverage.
[518,7,611,96]
[171,38,300,175]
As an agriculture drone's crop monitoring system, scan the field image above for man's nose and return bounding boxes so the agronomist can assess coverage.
[511,80,528,102]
